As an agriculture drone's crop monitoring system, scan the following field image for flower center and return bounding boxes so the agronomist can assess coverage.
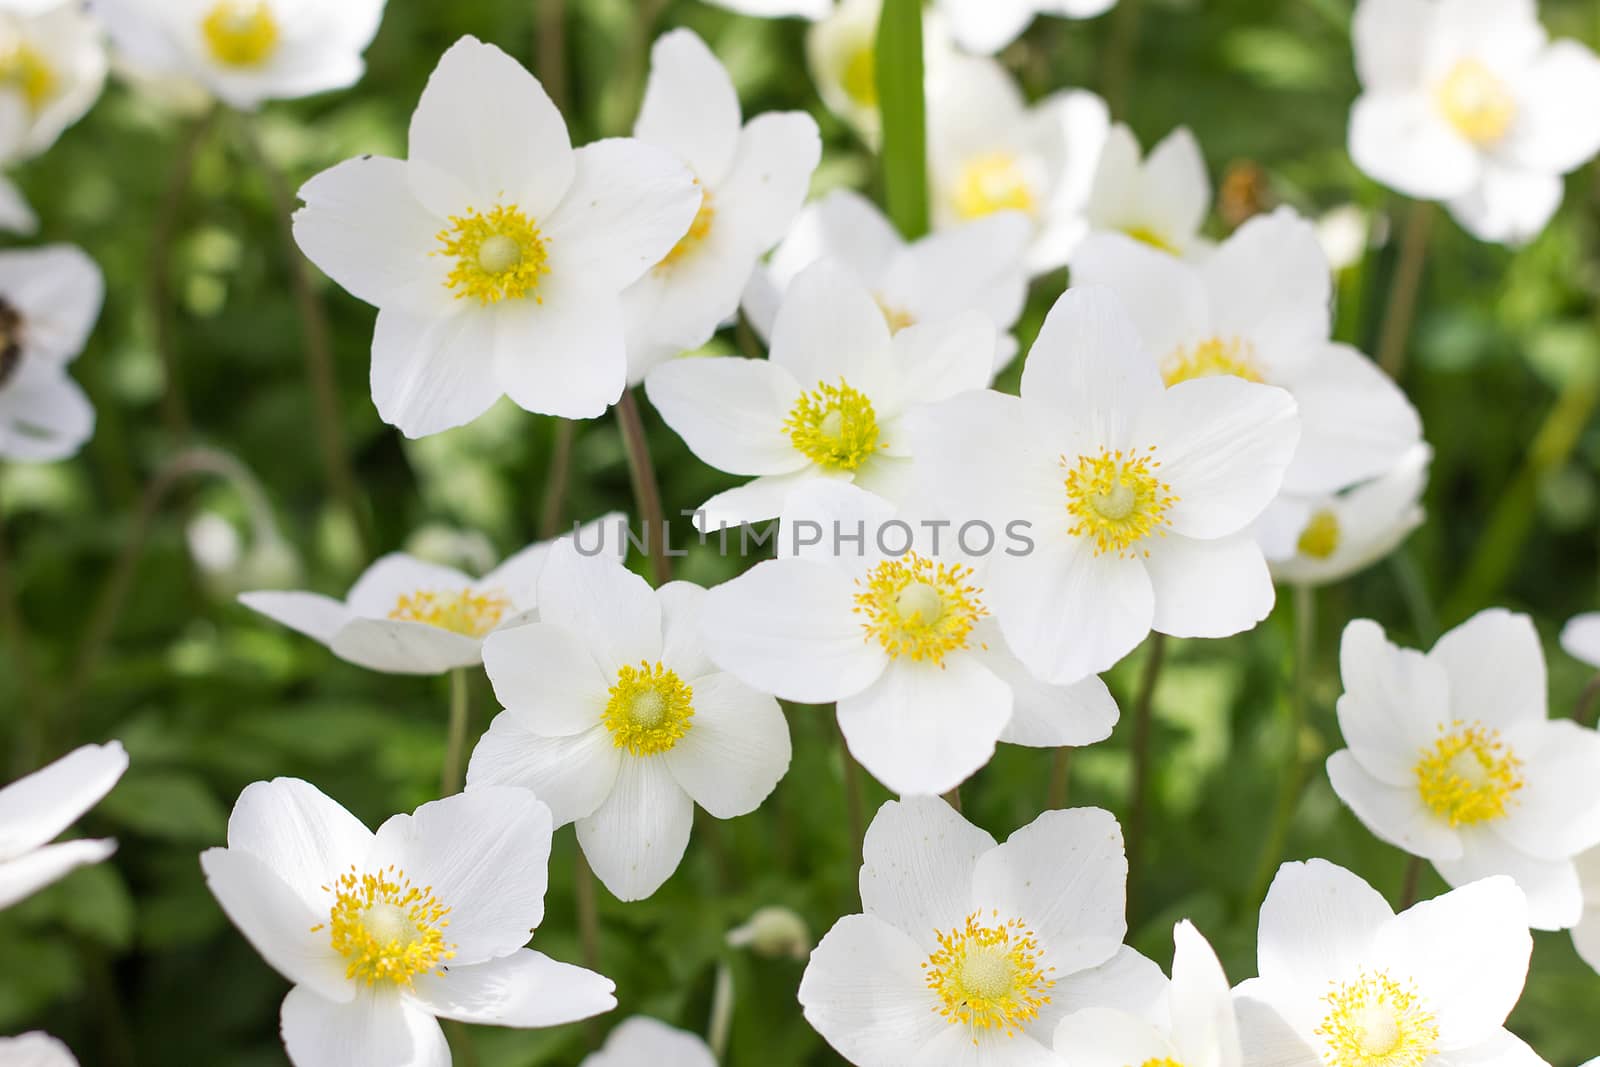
[0,41,55,110]
[952,153,1037,221]
[1162,337,1264,387]
[853,552,987,665]
[1297,509,1341,560]
[316,867,454,988]
[1137,1061,1186,1067]
[1063,447,1177,557]
[659,183,716,269]
[388,588,511,638]
[1123,225,1180,254]
[1435,58,1516,145]
[924,912,1055,1040]
[437,205,551,305]
[874,294,916,334]
[201,1,280,68]
[1414,721,1523,827]
[784,379,883,471]
[843,41,877,108]
[1316,972,1439,1067]
[603,661,695,756]
[0,298,22,391]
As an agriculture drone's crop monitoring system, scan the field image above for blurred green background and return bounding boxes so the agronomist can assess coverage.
[3,0,1600,1062]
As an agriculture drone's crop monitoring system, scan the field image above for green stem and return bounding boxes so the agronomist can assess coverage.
[537,419,576,540]
[0,504,41,772]
[615,388,672,586]
[1574,674,1600,728]
[149,107,217,443]
[575,844,603,1046]
[1399,854,1424,910]
[707,960,735,1060]
[875,0,929,239]
[440,669,471,796]
[1047,747,1072,809]
[836,715,866,870]
[1125,632,1168,922]
[1375,200,1434,380]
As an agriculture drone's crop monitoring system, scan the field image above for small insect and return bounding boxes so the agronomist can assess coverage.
[0,299,23,389]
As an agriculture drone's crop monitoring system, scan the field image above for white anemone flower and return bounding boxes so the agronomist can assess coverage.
[1070,208,1422,496]
[646,260,998,528]
[1327,609,1600,930]
[1560,611,1600,671]
[292,37,701,436]
[238,515,621,676]
[741,189,1033,375]
[582,1017,716,1067]
[201,778,614,1067]
[93,0,386,111]
[0,1032,77,1066]
[1575,847,1600,974]
[1349,0,1600,245]
[623,29,820,384]
[1081,124,1211,258]
[1053,921,1242,1067]
[1259,444,1431,588]
[927,54,1109,274]
[0,741,127,911]
[1234,860,1540,1067]
[702,481,1118,796]
[798,797,1166,1065]
[0,244,103,463]
[908,287,1300,685]
[466,541,791,902]
[712,0,1116,56]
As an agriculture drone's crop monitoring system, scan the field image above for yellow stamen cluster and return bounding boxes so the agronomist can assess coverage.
[1435,58,1517,145]
[924,911,1055,1041]
[316,866,454,988]
[1137,1060,1186,1067]
[1316,972,1439,1067]
[1063,447,1177,557]
[437,205,550,305]
[1298,509,1342,560]
[603,661,695,756]
[952,153,1037,221]
[1414,721,1523,827]
[201,1,281,68]
[842,42,878,108]
[1162,337,1264,387]
[853,552,987,665]
[784,379,883,472]
[389,588,511,638]
[659,183,716,269]
[0,41,55,111]
[1123,225,1180,255]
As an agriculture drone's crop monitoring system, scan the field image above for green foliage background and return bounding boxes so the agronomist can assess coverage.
[3,0,1600,1062]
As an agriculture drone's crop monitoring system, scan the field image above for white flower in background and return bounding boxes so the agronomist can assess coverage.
[581,1017,716,1067]
[292,37,700,436]
[1316,203,1373,273]
[908,287,1300,684]
[0,741,127,911]
[1575,847,1600,974]
[712,0,1117,56]
[238,515,621,675]
[742,189,1033,374]
[466,541,791,902]
[805,0,953,149]
[727,904,812,959]
[799,798,1165,1065]
[0,1032,78,1066]
[1081,124,1211,257]
[1349,0,1600,244]
[93,0,386,111]
[1053,921,1241,1067]
[623,29,820,384]
[1071,208,1422,496]
[703,481,1118,796]
[1327,609,1600,930]
[646,261,997,528]
[0,244,102,462]
[1259,444,1431,588]
[201,779,614,1067]
[1560,611,1600,671]
[1235,860,1538,1067]
[706,0,831,17]
[927,54,1108,274]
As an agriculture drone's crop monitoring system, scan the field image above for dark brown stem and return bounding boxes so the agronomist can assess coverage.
[0,506,41,772]
[149,107,217,443]
[1047,747,1072,809]
[537,419,576,539]
[615,388,671,586]
[1376,200,1434,380]
[1575,673,1600,728]
[1399,855,1424,910]
[942,787,962,812]
[536,0,568,110]
[1125,632,1168,922]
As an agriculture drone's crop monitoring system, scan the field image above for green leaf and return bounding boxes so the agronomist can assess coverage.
[98,773,227,844]
[874,0,929,240]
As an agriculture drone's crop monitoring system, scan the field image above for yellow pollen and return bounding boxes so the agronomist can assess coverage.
[388,588,511,638]
[1435,58,1517,145]
[437,205,550,305]
[1162,337,1264,386]
[603,661,695,756]
[1063,447,1177,558]
[1316,972,1439,1067]
[201,1,280,68]
[1136,1061,1185,1067]
[853,553,988,665]
[659,183,716,269]
[0,41,55,110]
[1123,225,1181,254]
[952,153,1037,221]
[1414,721,1523,827]
[784,379,883,471]
[1298,509,1342,560]
[874,294,916,334]
[313,866,454,988]
[843,42,877,108]
[923,912,1055,1041]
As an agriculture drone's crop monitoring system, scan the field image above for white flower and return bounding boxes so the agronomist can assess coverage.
[238,515,621,676]
[1234,860,1541,1067]
[0,1032,77,1066]
[1082,124,1211,257]
[742,188,1033,375]
[927,54,1108,274]
[291,37,700,436]
[710,0,1117,56]
[702,481,1118,796]
[0,741,127,911]
[581,1017,716,1067]
[466,541,791,902]
[1053,921,1241,1067]
[94,0,386,111]
[0,244,102,462]
[1327,609,1600,930]
[798,797,1165,1065]
[1071,208,1422,496]
[1560,611,1600,670]
[1575,846,1600,975]
[1316,204,1373,273]
[908,287,1300,684]
[646,260,998,529]
[708,0,832,17]
[1349,0,1600,245]
[727,904,811,959]
[1259,444,1431,588]
[201,778,614,1067]
[623,29,820,384]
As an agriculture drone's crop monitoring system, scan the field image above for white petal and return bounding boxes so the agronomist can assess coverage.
[1446,164,1562,247]
[237,592,351,648]
[1142,533,1275,640]
[344,554,473,617]
[1255,859,1392,991]
[1503,40,1600,173]
[1052,945,1171,1021]
[223,778,374,909]
[1052,1008,1175,1067]
[410,948,615,1027]
[662,673,791,818]
[0,371,95,463]
[1352,0,1433,91]
[1336,618,1449,783]
[884,212,1032,339]
[635,30,742,183]
[1434,1029,1552,1067]
[991,542,1154,684]
[328,618,483,674]
[978,638,1120,748]
[1169,921,1242,1067]
[1137,127,1212,251]
[1326,750,1463,862]
[1022,286,1164,445]
[1282,343,1421,495]
[369,307,503,439]
[492,277,628,420]
[464,714,621,827]
[482,623,608,737]
[1429,609,1547,729]
[698,470,841,529]
[585,1017,717,1067]
[280,985,449,1067]
[1434,828,1582,931]
[716,111,823,250]
[859,795,998,950]
[0,838,118,912]
[767,188,902,298]
[0,174,37,235]
[0,1032,77,1066]
[1067,233,1211,364]
[657,581,717,679]
[797,914,947,1065]
[576,756,694,901]
[941,0,1037,55]
[0,245,104,364]
[1496,720,1600,860]
[903,391,1062,536]
[536,540,663,677]
[1348,92,1481,200]
[0,741,128,859]
[887,313,999,410]
[1200,210,1331,377]
[644,356,806,476]
[1560,612,1600,669]
[768,260,894,390]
